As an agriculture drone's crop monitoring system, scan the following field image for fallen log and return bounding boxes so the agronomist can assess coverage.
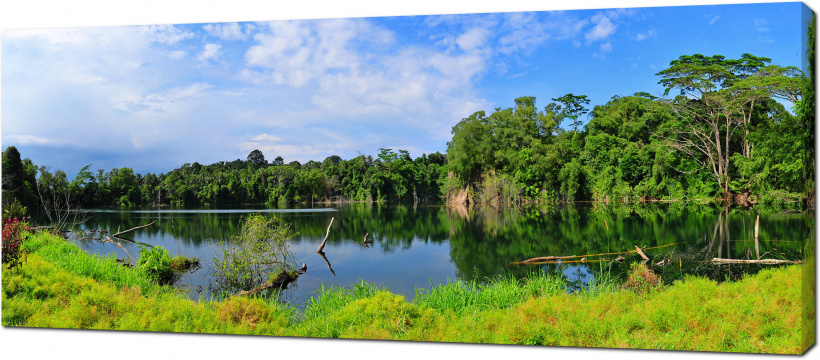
[316,217,334,253]
[516,255,578,264]
[710,258,802,265]
[112,221,156,237]
[237,265,308,296]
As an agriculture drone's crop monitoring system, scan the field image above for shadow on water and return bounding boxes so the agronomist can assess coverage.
[62,202,811,306]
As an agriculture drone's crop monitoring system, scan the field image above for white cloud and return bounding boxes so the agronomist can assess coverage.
[754,18,771,32]
[145,25,195,45]
[169,50,187,59]
[707,14,721,25]
[456,27,490,52]
[636,29,656,41]
[593,42,613,59]
[251,133,283,142]
[585,14,617,43]
[197,43,221,61]
[203,22,254,41]
[4,134,62,146]
[244,19,389,87]
[499,12,588,55]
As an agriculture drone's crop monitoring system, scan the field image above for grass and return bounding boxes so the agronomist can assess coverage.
[2,231,811,354]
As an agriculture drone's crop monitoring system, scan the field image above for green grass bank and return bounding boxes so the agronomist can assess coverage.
[1,232,810,353]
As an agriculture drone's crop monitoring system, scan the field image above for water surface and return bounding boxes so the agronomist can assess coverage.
[70,203,811,306]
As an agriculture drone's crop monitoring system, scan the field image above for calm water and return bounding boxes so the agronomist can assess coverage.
[69,203,812,307]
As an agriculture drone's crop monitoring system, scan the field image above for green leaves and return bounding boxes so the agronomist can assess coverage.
[137,246,173,282]
[212,213,297,292]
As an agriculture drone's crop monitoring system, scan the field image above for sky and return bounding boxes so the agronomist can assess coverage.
[0,1,812,180]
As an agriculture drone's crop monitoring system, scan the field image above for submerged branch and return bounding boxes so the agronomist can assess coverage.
[710,258,801,265]
[112,221,156,237]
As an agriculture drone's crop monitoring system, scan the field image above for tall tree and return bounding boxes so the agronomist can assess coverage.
[657,53,806,199]
[657,54,750,198]
[247,149,267,168]
[553,93,590,132]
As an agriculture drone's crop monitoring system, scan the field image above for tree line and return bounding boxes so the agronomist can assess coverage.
[2,46,815,213]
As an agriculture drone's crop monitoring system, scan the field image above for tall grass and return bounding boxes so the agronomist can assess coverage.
[21,231,161,293]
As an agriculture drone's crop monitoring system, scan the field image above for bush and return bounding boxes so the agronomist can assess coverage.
[213,214,297,292]
[623,262,662,294]
[2,199,28,221]
[137,246,173,282]
[2,216,29,269]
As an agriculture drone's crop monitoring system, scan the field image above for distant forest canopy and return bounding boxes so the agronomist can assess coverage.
[2,47,816,211]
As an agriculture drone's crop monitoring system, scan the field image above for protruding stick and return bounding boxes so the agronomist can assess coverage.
[316,217,334,253]
[635,246,650,261]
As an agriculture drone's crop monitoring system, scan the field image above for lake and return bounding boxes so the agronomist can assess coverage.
[69,202,812,307]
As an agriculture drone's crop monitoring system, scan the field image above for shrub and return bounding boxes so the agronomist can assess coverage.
[212,214,297,292]
[623,262,662,294]
[2,216,29,269]
[2,199,28,221]
[137,246,173,282]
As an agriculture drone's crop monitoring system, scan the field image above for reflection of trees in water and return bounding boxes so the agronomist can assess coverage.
[79,203,810,288]
[446,203,809,285]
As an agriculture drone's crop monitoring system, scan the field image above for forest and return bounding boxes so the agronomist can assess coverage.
[2,51,815,212]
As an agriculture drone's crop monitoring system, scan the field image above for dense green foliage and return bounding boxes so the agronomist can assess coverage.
[2,147,449,209]
[445,53,809,206]
[1,50,812,212]
[137,246,174,282]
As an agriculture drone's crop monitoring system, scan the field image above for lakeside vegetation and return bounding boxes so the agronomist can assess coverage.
[1,231,809,353]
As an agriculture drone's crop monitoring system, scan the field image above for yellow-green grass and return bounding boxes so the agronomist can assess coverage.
[2,232,809,354]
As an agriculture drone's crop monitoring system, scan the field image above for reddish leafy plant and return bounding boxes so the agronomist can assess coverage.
[2,217,30,269]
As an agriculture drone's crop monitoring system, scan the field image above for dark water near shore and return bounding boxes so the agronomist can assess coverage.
[67,202,812,307]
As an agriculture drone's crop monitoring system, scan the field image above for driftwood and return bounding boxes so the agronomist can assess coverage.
[315,217,334,253]
[519,255,578,264]
[711,258,801,265]
[237,264,308,296]
[112,221,156,237]
[635,246,650,261]
[104,235,154,248]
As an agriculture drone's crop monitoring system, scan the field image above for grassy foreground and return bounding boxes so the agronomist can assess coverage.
[1,232,809,353]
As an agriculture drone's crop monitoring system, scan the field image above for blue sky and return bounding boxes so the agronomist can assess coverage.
[0,2,811,178]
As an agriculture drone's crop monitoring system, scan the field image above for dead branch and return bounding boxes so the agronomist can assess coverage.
[101,235,136,263]
[361,232,372,244]
[635,246,650,261]
[515,255,579,265]
[315,217,334,253]
[112,221,156,237]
